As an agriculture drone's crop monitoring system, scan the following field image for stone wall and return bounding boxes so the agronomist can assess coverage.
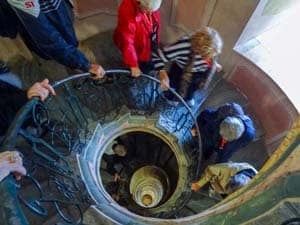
[227,52,299,154]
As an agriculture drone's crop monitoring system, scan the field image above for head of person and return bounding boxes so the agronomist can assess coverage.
[225,173,252,194]
[112,143,127,157]
[138,0,162,13]
[190,27,223,59]
[142,194,153,206]
[219,116,245,142]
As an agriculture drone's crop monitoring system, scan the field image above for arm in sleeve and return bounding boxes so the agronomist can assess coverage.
[192,109,215,130]
[115,4,138,68]
[9,2,90,71]
[195,165,216,189]
[153,36,190,71]
[0,81,28,136]
[102,154,118,176]
[217,103,244,119]
[197,109,216,126]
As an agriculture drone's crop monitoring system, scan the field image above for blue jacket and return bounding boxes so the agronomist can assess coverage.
[196,103,256,163]
[4,0,90,71]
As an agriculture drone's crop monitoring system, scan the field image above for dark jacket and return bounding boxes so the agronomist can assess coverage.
[196,103,256,163]
[0,0,18,38]
[4,0,90,71]
[102,137,134,176]
[102,153,121,176]
[0,80,28,136]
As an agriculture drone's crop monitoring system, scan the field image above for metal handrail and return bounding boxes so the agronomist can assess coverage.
[0,69,202,225]
[52,69,202,163]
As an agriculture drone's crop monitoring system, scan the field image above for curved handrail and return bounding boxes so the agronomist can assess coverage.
[0,69,202,225]
[52,69,202,165]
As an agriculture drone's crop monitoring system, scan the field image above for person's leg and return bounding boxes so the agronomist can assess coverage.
[168,63,183,92]
[0,80,28,136]
[139,61,154,75]
[185,72,208,101]
[161,63,184,101]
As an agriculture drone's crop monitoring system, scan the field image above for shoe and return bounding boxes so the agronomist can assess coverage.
[161,91,174,101]
[168,100,179,106]
[161,91,179,106]
[187,98,195,107]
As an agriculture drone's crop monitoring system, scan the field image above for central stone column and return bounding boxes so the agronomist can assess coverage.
[130,166,170,208]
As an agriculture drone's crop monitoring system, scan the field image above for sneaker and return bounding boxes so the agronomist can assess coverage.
[161,91,174,101]
[161,91,179,106]
[187,98,195,107]
[168,99,179,106]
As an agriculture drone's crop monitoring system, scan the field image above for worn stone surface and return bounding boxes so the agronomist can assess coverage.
[227,52,298,153]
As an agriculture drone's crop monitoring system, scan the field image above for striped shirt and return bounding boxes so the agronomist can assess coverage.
[40,0,62,13]
[152,36,211,73]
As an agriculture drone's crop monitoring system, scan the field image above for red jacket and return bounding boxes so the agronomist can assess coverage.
[113,0,161,68]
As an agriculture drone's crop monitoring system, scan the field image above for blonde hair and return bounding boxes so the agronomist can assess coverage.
[190,27,223,59]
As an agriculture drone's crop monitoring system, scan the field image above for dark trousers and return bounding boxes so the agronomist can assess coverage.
[139,61,154,75]
[0,80,28,136]
[168,63,208,101]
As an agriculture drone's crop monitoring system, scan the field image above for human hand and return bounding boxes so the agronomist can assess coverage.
[191,182,200,191]
[130,67,141,77]
[112,193,120,201]
[0,151,26,182]
[191,128,198,137]
[27,79,56,102]
[114,173,121,182]
[89,64,106,80]
[159,70,170,90]
[216,63,222,72]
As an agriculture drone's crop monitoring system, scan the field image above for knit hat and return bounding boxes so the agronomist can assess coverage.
[225,173,251,194]
[139,0,162,11]
[219,116,245,141]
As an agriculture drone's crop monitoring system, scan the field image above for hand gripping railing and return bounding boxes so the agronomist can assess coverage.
[0,69,202,225]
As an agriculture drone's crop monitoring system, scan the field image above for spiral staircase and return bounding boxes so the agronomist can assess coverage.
[0,32,299,224]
